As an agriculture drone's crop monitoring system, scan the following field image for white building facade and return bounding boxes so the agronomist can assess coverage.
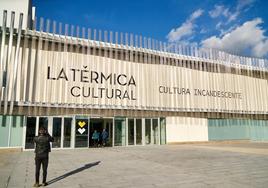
[0,1,268,150]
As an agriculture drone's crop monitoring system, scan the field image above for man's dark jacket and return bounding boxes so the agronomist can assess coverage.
[34,134,54,158]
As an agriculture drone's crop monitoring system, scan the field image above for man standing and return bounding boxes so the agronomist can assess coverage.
[33,127,54,187]
[101,129,109,147]
[92,130,100,147]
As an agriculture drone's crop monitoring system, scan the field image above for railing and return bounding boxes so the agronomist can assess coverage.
[0,10,268,115]
[1,10,268,70]
[31,16,268,70]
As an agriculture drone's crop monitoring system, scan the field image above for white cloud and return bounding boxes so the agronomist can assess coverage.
[209,4,232,22]
[189,9,203,21]
[200,28,207,34]
[252,39,268,57]
[222,8,230,17]
[209,1,255,24]
[209,5,228,18]
[201,18,268,57]
[167,22,193,42]
[227,11,239,23]
[167,9,203,42]
[219,24,238,37]
[216,22,223,30]
[227,0,255,23]
[237,0,255,10]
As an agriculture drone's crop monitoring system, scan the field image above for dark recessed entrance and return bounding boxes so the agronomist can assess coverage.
[89,118,113,147]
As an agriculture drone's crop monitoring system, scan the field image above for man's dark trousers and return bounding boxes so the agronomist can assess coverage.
[35,155,49,183]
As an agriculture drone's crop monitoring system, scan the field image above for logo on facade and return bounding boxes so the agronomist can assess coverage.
[77,121,86,134]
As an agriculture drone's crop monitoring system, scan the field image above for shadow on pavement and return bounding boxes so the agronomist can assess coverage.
[47,161,101,185]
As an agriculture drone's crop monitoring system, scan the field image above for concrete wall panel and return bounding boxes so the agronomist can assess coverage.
[166,117,208,143]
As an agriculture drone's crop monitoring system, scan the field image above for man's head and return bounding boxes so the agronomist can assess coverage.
[38,127,47,135]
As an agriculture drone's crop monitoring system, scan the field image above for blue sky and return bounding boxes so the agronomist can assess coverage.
[33,0,268,58]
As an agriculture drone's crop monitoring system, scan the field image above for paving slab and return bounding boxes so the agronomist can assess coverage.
[0,143,268,188]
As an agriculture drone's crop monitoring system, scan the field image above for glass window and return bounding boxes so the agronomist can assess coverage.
[160,118,166,145]
[25,117,36,149]
[136,119,142,145]
[105,120,113,146]
[10,116,24,147]
[114,118,126,146]
[152,119,159,145]
[52,117,62,148]
[2,71,7,87]
[0,116,24,147]
[89,118,103,147]
[39,117,48,131]
[145,119,151,145]
[0,116,9,147]
[63,118,72,148]
[128,119,134,145]
[75,117,88,147]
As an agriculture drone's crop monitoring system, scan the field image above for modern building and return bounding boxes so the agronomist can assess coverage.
[0,0,268,150]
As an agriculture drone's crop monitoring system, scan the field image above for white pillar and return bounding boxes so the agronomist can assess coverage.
[35,117,39,136]
[71,116,75,148]
[158,118,161,145]
[22,116,27,150]
[134,118,136,145]
[150,119,153,145]
[142,118,145,146]
[60,117,64,148]
[7,116,12,147]
[125,118,128,146]
[112,118,115,147]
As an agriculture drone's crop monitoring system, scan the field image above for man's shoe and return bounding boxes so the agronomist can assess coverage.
[33,183,39,187]
[41,182,48,186]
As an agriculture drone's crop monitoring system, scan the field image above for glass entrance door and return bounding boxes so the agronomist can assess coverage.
[25,117,37,149]
[52,117,62,148]
[38,117,48,131]
[128,119,134,145]
[145,119,151,145]
[114,117,126,146]
[160,118,166,145]
[25,116,51,149]
[63,118,72,148]
[104,119,113,146]
[136,119,142,145]
[89,118,103,147]
[75,117,89,147]
[152,119,159,145]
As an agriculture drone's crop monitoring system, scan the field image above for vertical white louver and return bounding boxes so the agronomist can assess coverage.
[0,11,267,116]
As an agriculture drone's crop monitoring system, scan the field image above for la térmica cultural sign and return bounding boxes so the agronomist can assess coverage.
[15,51,266,112]
[47,66,137,100]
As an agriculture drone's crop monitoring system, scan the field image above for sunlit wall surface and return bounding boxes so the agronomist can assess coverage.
[0,10,267,149]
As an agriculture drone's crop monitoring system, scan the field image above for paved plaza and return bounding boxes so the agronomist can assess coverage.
[1,142,268,188]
